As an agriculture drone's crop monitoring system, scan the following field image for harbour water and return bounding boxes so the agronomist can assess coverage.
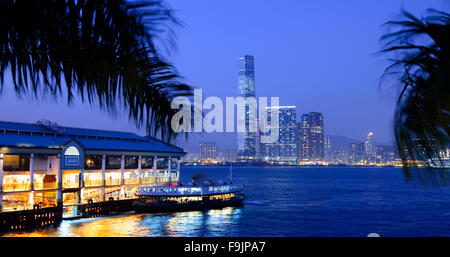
[3,166,450,237]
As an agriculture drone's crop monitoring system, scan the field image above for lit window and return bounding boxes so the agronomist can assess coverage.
[65,146,80,156]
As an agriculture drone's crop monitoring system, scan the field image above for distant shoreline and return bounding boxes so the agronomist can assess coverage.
[181,163,402,168]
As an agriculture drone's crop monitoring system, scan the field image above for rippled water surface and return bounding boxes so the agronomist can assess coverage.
[4,166,450,237]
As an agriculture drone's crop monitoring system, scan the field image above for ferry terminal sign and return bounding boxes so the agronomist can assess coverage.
[61,141,84,169]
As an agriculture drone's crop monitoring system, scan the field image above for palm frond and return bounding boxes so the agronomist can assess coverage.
[380,8,450,184]
[0,0,193,142]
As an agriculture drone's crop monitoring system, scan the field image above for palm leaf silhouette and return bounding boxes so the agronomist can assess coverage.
[380,9,450,185]
[0,0,193,141]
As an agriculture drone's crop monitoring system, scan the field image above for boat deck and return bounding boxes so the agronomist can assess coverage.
[137,184,244,196]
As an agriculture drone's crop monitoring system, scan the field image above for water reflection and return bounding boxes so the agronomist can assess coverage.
[164,211,204,237]
[62,214,152,237]
[162,207,243,237]
[4,207,243,237]
[206,207,242,236]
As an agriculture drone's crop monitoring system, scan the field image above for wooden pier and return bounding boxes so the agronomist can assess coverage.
[0,205,63,233]
[0,198,137,233]
[81,198,135,218]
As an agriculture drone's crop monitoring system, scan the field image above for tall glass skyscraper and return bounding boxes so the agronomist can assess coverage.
[237,55,257,161]
[298,112,325,162]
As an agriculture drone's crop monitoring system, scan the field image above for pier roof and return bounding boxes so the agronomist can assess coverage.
[0,121,185,156]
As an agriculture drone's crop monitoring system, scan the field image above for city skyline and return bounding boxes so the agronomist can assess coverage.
[183,132,398,166]
[0,0,447,153]
[183,110,399,166]
[0,0,448,239]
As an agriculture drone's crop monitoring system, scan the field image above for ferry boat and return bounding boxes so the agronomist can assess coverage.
[133,167,245,213]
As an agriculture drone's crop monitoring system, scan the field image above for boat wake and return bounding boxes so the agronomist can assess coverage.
[243,200,267,206]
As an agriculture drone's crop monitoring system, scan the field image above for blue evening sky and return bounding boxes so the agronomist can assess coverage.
[0,0,448,152]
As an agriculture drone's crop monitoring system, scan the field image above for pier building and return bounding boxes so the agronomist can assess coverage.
[0,120,185,218]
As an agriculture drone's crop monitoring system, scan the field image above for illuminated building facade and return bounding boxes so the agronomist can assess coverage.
[365,132,375,161]
[347,142,365,164]
[261,106,297,164]
[298,112,324,162]
[0,121,185,217]
[237,55,257,161]
[324,136,332,161]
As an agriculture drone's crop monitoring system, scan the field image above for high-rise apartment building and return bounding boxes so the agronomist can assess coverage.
[347,142,365,164]
[375,145,397,164]
[298,112,325,162]
[237,55,257,161]
[261,106,297,164]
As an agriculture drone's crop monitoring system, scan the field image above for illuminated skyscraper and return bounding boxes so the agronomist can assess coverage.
[298,112,324,162]
[365,132,375,161]
[325,136,332,161]
[325,136,331,151]
[237,55,257,161]
[261,106,297,164]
